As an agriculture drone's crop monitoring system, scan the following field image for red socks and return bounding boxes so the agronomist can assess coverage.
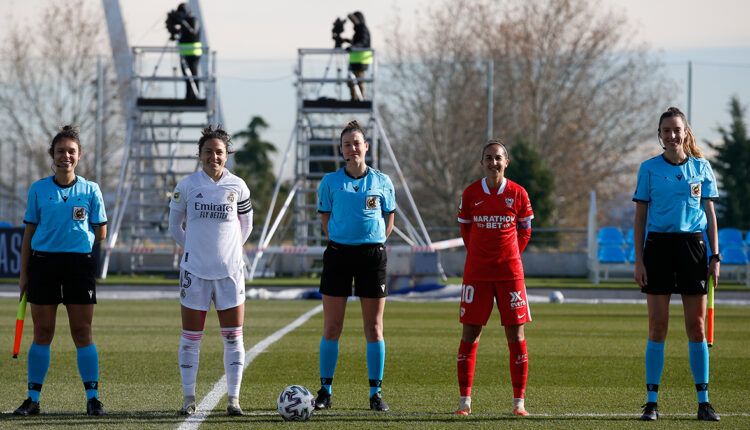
[457,340,478,397]
[508,339,528,399]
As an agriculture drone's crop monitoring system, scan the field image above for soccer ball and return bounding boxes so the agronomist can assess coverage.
[549,290,565,304]
[277,385,315,421]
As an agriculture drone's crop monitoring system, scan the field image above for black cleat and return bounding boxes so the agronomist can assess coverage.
[369,392,389,411]
[314,388,332,410]
[227,397,244,416]
[13,398,40,416]
[86,397,106,416]
[697,402,720,421]
[640,402,659,421]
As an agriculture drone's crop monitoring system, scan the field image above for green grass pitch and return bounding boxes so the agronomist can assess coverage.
[0,298,748,429]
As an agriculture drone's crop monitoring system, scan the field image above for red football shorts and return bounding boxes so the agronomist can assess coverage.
[459,279,532,326]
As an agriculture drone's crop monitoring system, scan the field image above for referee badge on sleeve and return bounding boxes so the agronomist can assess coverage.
[690,182,701,198]
[366,195,379,210]
[73,206,86,220]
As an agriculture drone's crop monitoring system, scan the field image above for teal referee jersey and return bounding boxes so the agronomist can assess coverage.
[23,176,107,253]
[633,155,718,233]
[317,167,396,245]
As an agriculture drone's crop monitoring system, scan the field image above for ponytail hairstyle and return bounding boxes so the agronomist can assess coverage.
[198,125,233,154]
[48,124,81,157]
[658,107,703,158]
[481,138,509,160]
[339,120,367,144]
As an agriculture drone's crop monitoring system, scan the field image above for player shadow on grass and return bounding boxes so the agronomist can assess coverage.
[2,410,206,425]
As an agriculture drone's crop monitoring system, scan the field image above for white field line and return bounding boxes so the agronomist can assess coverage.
[243,410,750,418]
[177,304,323,430]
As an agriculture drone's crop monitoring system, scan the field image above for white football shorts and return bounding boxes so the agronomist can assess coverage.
[179,267,246,311]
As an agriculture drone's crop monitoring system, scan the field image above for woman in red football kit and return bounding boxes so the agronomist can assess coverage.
[455,139,534,416]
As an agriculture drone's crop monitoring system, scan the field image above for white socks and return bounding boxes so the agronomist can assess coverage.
[221,327,245,398]
[179,330,203,397]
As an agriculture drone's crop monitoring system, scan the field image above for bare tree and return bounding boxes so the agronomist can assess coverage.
[0,0,123,222]
[382,0,671,231]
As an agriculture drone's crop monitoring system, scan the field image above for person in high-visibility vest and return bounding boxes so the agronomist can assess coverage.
[168,3,202,99]
[343,11,371,101]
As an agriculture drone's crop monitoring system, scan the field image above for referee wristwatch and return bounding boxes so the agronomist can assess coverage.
[710,253,722,263]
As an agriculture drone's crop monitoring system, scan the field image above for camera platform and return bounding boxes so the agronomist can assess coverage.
[302,99,372,113]
[136,97,207,111]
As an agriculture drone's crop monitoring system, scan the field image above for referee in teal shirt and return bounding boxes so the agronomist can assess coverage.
[314,120,395,412]
[14,126,107,417]
[633,107,720,422]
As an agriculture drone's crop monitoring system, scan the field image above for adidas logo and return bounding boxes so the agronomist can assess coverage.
[196,193,204,198]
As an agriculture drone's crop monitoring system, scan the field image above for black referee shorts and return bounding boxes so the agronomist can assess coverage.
[320,241,388,298]
[642,232,708,295]
[27,251,98,305]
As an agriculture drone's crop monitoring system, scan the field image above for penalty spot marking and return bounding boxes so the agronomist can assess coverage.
[177,304,323,430]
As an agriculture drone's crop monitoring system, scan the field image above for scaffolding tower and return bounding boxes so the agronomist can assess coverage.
[101,0,225,276]
[103,46,219,274]
[250,48,441,280]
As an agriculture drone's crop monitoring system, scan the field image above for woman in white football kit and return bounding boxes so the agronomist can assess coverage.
[168,126,253,416]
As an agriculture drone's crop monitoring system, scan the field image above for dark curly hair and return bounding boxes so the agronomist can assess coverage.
[48,125,81,157]
[198,125,233,154]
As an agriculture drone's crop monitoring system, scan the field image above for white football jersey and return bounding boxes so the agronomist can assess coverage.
[169,169,252,279]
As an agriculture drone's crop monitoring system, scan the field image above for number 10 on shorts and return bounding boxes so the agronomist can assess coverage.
[461,284,475,303]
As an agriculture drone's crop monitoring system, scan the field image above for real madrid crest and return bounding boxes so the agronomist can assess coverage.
[227,192,236,203]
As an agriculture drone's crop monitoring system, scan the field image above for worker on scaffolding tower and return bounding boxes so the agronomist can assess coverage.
[166,3,202,99]
[339,11,371,101]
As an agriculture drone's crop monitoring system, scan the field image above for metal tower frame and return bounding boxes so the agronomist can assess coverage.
[101,0,222,276]
[249,48,441,279]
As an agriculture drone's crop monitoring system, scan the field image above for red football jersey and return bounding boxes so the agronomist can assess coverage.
[457,177,534,281]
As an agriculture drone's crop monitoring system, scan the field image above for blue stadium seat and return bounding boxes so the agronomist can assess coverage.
[718,228,744,248]
[626,245,636,263]
[625,228,635,245]
[597,227,625,247]
[598,245,627,263]
[722,246,748,265]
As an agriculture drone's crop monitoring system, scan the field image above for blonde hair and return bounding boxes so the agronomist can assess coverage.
[659,107,703,158]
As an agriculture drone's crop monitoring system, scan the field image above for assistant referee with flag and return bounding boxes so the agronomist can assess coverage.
[633,107,720,422]
[14,125,107,416]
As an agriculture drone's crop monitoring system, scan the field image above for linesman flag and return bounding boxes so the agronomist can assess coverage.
[13,292,27,359]
[706,275,715,348]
